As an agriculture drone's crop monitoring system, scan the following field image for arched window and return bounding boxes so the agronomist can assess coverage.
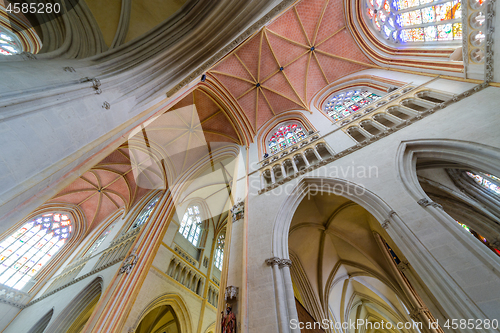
[324,90,382,122]
[0,28,22,55]
[179,205,202,246]
[365,0,462,43]
[214,233,225,270]
[0,212,72,289]
[268,123,307,155]
[85,220,117,256]
[128,193,161,231]
[466,171,500,195]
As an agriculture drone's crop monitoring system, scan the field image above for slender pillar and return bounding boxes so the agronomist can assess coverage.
[312,148,322,161]
[301,153,310,167]
[270,168,276,183]
[280,163,287,178]
[266,257,288,333]
[373,232,440,333]
[357,126,374,139]
[280,259,300,333]
[260,172,266,189]
[291,159,299,173]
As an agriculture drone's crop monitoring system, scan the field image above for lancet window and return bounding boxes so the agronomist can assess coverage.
[324,90,381,121]
[179,205,202,246]
[268,123,307,155]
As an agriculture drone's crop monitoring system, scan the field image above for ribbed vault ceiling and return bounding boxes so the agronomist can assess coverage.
[208,0,374,132]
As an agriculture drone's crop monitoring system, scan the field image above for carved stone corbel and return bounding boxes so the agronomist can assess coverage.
[225,285,239,300]
[231,200,244,222]
[120,252,138,274]
[417,198,443,209]
[397,260,410,272]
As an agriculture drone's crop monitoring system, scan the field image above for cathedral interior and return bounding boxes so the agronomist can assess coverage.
[0,0,499,332]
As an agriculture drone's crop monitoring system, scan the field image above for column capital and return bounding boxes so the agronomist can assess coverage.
[265,257,282,266]
[279,259,292,268]
[409,306,430,321]
[397,260,410,272]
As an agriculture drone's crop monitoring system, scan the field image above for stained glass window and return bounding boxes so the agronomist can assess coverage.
[0,28,22,55]
[128,193,161,231]
[179,205,202,246]
[466,171,500,195]
[0,213,72,290]
[324,90,381,122]
[365,0,462,43]
[456,221,500,257]
[85,220,117,256]
[268,123,307,155]
[214,233,225,270]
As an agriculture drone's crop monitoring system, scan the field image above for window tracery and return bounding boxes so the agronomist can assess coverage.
[0,28,22,55]
[324,90,382,122]
[0,213,72,289]
[214,233,225,270]
[365,0,462,43]
[128,193,161,231]
[179,205,202,246]
[268,123,307,155]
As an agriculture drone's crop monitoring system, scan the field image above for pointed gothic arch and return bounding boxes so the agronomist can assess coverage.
[272,177,496,333]
[131,293,193,333]
[44,276,103,333]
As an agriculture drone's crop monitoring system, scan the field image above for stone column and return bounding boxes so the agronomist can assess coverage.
[280,259,300,333]
[357,126,374,139]
[312,147,323,161]
[266,257,288,333]
[291,158,299,173]
[301,153,310,167]
[260,172,266,189]
[280,163,287,178]
[270,168,276,183]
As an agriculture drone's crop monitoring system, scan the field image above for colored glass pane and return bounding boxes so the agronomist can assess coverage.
[452,22,462,39]
[0,30,21,56]
[324,90,382,122]
[179,205,203,246]
[424,25,437,41]
[0,213,72,290]
[379,11,387,22]
[267,123,307,155]
[466,171,500,195]
[437,24,453,40]
[383,0,391,12]
[367,0,461,43]
[456,220,500,257]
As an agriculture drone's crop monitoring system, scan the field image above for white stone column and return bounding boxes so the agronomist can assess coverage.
[301,153,310,167]
[271,168,276,183]
[312,147,322,161]
[291,158,299,173]
[357,126,374,139]
[266,257,288,333]
[260,172,266,189]
[280,163,287,178]
[280,259,300,333]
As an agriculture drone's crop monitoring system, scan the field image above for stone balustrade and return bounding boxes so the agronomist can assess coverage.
[0,285,30,308]
[258,137,334,192]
